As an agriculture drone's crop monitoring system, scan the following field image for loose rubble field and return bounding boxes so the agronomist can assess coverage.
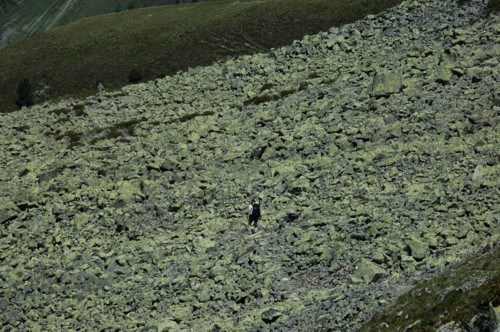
[0,0,498,330]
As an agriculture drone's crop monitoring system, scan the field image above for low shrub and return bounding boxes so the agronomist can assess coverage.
[128,69,143,84]
[16,78,34,109]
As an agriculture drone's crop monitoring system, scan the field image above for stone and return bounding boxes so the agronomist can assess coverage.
[491,303,500,330]
[455,223,469,239]
[437,321,467,332]
[0,198,20,224]
[407,237,429,261]
[0,209,18,224]
[116,180,143,203]
[316,314,330,324]
[401,254,417,271]
[261,308,282,323]
[276,211,300,224]
[289,179,310,195]
[354,259,389,284]
[432,66,454,85]
[372,250,388,264]
[446,236,460,246]
[370,71,402,97]
[472,165,482,180]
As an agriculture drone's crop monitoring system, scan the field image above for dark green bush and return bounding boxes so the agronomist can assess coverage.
[128,69,143,84]
[73,103,86,116]
[16,78,34,108]
[486,0,499,14]
[260,82,274,92]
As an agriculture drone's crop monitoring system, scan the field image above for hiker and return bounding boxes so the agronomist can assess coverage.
[246,199,261,233]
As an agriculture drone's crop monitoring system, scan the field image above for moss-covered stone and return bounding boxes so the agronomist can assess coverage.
[354,259,389,284]
[370,71,402,97]
[407,236,430,261]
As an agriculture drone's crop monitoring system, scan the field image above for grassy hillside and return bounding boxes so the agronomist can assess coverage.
[0,0,402,113]
[362,244,500,331]
[0,0,205,49]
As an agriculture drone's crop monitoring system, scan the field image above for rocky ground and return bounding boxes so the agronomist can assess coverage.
[0,0,498,330]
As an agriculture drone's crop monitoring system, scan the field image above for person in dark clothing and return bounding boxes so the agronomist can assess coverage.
[246,199,261,233]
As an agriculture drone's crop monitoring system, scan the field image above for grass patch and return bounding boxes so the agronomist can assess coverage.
[90,117,147,144]
[12,125,30,132]
[111,118,146,135]
[361,244,500,331]
[45,117,147,147]
[43,113,214,147]
[172,110,215,123]
[244,88,297,105]
[457,0,499,15]
[308,71,322,79]
[279,88,296,98]
[260,82,274,92]
[48,129,83,148]
[0,0,403,112]
[244,94,279,106]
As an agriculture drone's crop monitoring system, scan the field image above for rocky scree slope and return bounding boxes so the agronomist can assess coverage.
[0,0,499,330]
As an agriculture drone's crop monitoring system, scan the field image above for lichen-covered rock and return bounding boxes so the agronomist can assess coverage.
[0,208,18,224]
[0,198,20,224]
[407,236,430,261]
[354,259,389,284]
[262,308,282,323]
[491,303,500,330]
[370,71,402,97]
[436,321,467,332]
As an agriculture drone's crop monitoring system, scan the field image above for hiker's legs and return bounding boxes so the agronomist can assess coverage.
[249,216,258,231]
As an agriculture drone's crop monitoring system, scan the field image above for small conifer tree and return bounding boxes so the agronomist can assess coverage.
[128,69,142,84]
[16,78,34,109]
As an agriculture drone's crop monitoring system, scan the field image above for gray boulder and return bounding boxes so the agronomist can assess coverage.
[370,71,402,97]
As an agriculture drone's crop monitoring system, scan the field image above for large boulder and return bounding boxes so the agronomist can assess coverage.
[353,259,389,284]
[0,198,20,224]
[407,236,430,261]
[370,71,403,97]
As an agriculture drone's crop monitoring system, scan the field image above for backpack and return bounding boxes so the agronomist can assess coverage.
[251,203,261,217]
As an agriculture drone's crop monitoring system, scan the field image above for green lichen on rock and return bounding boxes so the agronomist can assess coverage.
[0,0,499,330]
[407,236,430,261]
[353,259,389,284]
[370,71,403,97]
